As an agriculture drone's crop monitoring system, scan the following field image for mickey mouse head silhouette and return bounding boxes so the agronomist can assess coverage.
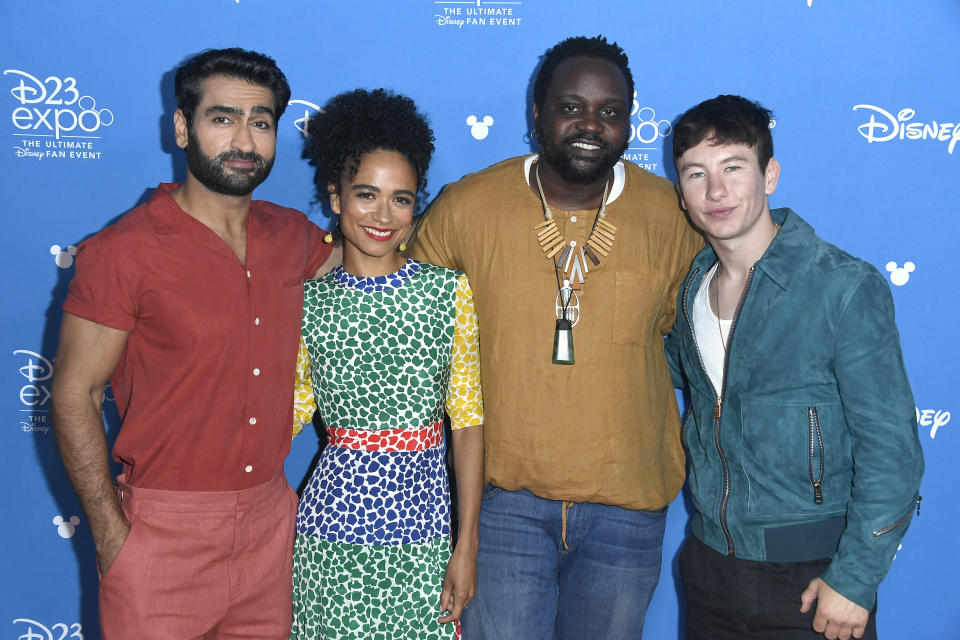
[885,261,915,286]
[50,244,77,269]
[53,515,81,539]
[466,115,494,140]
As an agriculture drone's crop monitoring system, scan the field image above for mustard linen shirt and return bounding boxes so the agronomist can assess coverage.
[409,155,702,510]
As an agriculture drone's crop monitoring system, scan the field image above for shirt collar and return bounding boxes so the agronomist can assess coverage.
[145,183,193,235]
[521,154,626,205]
[145,182,269,241]
[754,208,816,290]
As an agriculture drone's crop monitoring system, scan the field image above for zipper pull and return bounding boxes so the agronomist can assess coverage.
[916,495,922,516]
[714,397,723,419]
[813,481,823,505]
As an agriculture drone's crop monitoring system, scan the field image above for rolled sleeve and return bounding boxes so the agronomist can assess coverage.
[63,235,138,331]
[304,219,333,278]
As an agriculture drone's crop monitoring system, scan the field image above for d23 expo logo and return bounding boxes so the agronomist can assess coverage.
[622,93,672,172]
[14,349,53,434]
[11,619,84,640]
[5,69,113,161]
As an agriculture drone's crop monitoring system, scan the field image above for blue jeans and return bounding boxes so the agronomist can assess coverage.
[461,486,666,640]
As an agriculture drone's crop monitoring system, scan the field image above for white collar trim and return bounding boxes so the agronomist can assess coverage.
[522,154,625,205]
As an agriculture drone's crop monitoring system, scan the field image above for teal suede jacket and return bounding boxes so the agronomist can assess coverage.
[666,208,923,610]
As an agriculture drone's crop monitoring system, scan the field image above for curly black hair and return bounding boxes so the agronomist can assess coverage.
[533,35,634,113]
[302,88,435,215]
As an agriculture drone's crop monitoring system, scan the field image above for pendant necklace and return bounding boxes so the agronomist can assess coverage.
[534,163,617,282]
[533,162,614,365]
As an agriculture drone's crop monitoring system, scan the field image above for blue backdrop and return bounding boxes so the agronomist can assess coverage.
[2,1,957,638]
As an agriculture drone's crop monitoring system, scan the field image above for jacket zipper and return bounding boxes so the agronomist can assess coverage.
[682,264,756,556]
[872,497,923,537]
[808,407,825,505]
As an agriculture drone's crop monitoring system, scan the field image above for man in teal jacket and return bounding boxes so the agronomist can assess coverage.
[666,95,923,640]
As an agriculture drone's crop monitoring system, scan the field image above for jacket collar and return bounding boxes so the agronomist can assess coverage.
[688,208,815,292]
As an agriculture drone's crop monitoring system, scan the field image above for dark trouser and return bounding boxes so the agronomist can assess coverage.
[680,535,878,640]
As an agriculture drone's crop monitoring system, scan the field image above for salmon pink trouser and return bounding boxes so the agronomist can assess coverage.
[98,473,297,640]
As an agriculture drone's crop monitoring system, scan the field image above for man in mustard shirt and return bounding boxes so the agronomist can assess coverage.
[409,35,701,638]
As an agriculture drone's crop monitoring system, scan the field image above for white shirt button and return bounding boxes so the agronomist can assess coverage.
[570,215,578,222]
[570,240,577,247]
[253,368,260,376]
[246,270,251,278]
[254,317,261,326]
[249,417,257,425]
[244,465,253,473]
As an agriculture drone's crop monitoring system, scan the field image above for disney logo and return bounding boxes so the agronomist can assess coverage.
[917,407,950,439]
[853,105,959,154]
[21,422,51,434]
[14,146,43,159]
[435,15,466,27]
[11,619,84,640]
[288,99,322,137]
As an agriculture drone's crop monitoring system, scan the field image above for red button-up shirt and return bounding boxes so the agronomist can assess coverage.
[64,183,331,490]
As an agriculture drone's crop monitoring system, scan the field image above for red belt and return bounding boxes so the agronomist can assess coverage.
[326,421,444,452]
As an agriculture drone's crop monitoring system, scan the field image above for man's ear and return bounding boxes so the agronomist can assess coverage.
[764,157,781,196]
[174,109,189,150]
[327,183,341,215]
[675,181,688,212]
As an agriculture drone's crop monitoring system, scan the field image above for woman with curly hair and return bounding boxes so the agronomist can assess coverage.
[290,88,483,639]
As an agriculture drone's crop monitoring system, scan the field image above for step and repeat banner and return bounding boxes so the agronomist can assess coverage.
[2,1,957,638]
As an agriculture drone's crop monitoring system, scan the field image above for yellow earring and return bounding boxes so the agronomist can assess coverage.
[398,228,413,253]
[323,232,333,244]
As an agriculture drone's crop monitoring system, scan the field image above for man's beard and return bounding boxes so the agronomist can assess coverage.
[185,142,274,197]
[538,131,627,185]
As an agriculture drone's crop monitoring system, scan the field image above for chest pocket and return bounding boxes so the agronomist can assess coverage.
[612,271,667,345]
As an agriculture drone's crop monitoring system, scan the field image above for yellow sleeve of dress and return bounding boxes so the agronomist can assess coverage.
[292,336,317,438]
[446,273,484,429]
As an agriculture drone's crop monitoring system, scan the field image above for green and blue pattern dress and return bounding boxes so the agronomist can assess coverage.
[290,259,482,639]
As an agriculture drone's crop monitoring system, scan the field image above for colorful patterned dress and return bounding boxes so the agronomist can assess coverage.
[291,259,483,640]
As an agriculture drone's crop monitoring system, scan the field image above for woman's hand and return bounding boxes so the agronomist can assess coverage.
[439,542,478,623]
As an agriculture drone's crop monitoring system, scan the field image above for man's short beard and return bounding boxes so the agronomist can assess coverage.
[185,138,274,197]
[539,133,627,185]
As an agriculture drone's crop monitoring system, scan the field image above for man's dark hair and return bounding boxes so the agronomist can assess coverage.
[174,48,291,128]
[303,88,435,212]
[673,95,775,170]
[533,35,634,112]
